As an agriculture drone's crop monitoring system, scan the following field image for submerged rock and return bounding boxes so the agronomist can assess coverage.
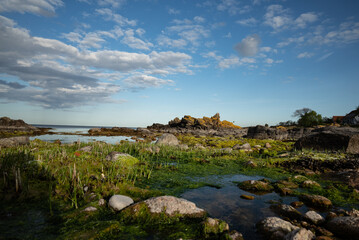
[238,179,274,193]
[270,204,302,220]
[108,195,134,211]
[155,133,179,146]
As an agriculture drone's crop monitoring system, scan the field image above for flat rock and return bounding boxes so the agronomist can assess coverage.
[326,216,359,239]
[144,196,205,217]
[155,133,179,146]
[108,195,134,211]
[84,206,97,212]
[238,179,274,192]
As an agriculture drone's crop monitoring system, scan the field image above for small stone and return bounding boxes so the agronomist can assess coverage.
[98,198,106,206]
[270,204,302,220]
[203,217,229,235]
[304,210,324,224]
[265,142,272,148]
[228,230,244,240]
[240,143,251,150]
[84,206,97,212]
[245,160,257,168]
[254,145,261,148]
[302,180,321,188]
[240,194,254,200]
[79,146,92,152]
[108,195,134,211]
[257,217,299,238]
[83,186,89,192]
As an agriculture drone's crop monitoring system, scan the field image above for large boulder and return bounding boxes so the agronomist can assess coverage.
[294,127,359,154]
[0,136,30,147]
[326,216,359,239]
[155,133,179,146]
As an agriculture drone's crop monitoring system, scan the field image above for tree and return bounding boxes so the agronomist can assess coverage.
[293,108,323,127]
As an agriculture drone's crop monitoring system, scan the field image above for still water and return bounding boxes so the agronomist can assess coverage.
[30,125,134,144]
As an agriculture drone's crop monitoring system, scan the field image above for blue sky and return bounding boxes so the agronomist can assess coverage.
[0,0,358,127]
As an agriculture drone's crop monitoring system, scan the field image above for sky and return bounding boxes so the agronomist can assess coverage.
[0,0,358,127]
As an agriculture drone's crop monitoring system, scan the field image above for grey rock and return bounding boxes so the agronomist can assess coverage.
[79,146,92,152]
[327,216,359,239]
[105,151,132,161]
[0,136,30,147]
[265,142,272,148]
[108,195,134,211]
[240,143,251,150]
[304,210,324,224]
[155,133,179,146]
[342,109,359,125]
[285,228,315,240]
[257,217,299,238]
[98,198,106,206]
[143,196,205,217]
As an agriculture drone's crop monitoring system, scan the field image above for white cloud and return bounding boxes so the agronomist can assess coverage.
[124,75,174,88]
[295,12,318,28]
[122,29,153,50]
[218,56,240,69]
[0,0,63,16]
[316,52,333,62]
[0,15,192,108]
[236,17,257,26]
[168,8,180,15]
[97,0,126,8]
[264,5,292,31]
[96,8,136,26]
[157,35,187,48]
[217,0,251,15]
[277,36,305,47]
[297,52,314,59]
[204,52,256,69]
[234,34,261,57]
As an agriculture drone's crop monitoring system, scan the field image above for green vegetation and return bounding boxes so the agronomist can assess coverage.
[1,136,358,239]
[293,108,323,127]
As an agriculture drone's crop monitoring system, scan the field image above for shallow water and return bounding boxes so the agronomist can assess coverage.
[181,174,311,240]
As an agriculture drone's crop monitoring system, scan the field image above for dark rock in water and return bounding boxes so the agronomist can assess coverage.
[270,204,302,220]
[299,194,332,209]
[326,216,359,239]
[238,179,274,193]
[294,127,359,154]
[0,136,30,147]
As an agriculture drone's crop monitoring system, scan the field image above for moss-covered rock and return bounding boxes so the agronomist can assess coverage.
[299,194,332,209]
[203,217,229,236]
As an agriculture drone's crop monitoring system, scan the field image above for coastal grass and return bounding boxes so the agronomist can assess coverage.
[1,136,358,239]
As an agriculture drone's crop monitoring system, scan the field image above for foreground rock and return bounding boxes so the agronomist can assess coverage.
[326,216,359,239]
[105,152,139,167]
[257,217,299,239]
[108,195,134,211]
[0,136,30,147]
[155,133,179,146]
[294,127,359,154]
[142,196,205,217]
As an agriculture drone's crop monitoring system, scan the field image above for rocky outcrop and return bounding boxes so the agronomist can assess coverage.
[0,136,30,147]
[246,125,314,140]
[342,108,359,126]
[0,117,42,137]
[88,127,155,140]
[294,127,359,154]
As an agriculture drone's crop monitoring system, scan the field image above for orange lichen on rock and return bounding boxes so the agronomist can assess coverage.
[167,113,240,129]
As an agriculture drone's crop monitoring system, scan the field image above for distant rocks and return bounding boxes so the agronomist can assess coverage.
[294,127,359,154]
[246,125,314,140]
[0,117,44,138]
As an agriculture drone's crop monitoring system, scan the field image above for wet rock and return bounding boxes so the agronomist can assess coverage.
[299,194,332,209]
[285,228,315,240]
[270,204,302,220]
[291,201,304,208]
[277,187,294,196]
[257,217,299,239]
[203,217,229,235]
[238,179,274,193]
[84,206,97,212]
[294,126,359,154]
[79,146,92,152]
[240,194,254,200]
[0,136,30,147]
[143,196,205,217]
[302,180,321,188]
[315,236,334,240]
[105,152,139,167]
[304,210,324,224]
[108,195,134,211]
[347,208,359,217]
[326,216,359,239]
[155,133,179,146]
[228,230,244,240]
[315,227,333,237]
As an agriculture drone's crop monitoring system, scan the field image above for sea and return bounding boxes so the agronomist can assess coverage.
[30,125,136,144]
